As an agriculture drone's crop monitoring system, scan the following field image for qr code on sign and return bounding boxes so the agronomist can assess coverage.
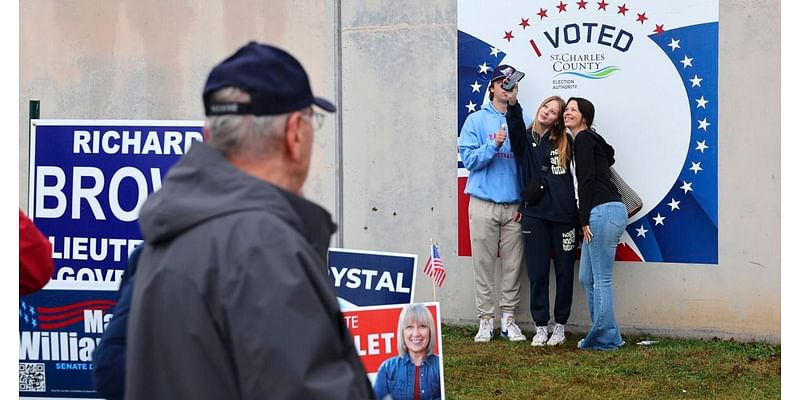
[19,363,46,392]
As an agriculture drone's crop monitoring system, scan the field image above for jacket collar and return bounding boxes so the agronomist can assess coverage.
[277,187,337,261]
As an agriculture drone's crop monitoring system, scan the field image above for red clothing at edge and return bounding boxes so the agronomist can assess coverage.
[19,209,54,295]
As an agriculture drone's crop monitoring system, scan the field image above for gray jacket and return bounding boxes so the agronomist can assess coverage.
[126,142,374,400]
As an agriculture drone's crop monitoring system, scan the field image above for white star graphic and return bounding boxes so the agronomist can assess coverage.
[695,96,708,108]
[690,161,703,174]
[668,38,681,51]
[696,140,709,153]
[668,198,681,211]
[680,55,694,68]
[470,81,482,93]
[490,46,501,57]
[653,213,665,226]
[478,62,490,74]
[698,118,711,131]
[466,101,477,112]
[680,180,693,193]
[636,225,648,237]
[689,75,703,87]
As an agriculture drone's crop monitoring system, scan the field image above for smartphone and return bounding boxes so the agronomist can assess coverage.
[501,70,526,91]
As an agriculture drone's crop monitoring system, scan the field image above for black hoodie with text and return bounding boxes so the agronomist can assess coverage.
[506,102,578,225]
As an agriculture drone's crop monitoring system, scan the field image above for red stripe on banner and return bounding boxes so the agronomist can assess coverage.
[615,243,643,261]
[37,304,113,322]
[575,244,642,262]
[529,39,542,57]
[37,300,116,315]
[39,314,88,330]
[458,177,472,256]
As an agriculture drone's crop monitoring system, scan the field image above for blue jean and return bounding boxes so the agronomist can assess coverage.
[578,201,626,350]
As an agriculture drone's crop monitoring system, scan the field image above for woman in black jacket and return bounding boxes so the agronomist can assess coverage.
[507,91,578,347]
[566,97,626,350]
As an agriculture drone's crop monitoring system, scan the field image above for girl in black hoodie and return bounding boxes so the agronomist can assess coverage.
[507,92,578,347]
[565,97,626,350]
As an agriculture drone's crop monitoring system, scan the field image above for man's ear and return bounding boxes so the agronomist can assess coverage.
[284,112,304,162]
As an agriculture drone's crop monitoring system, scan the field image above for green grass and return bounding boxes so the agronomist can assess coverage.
[441,324,780,399]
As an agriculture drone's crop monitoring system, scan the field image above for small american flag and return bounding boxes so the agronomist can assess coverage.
[423,243,446,287]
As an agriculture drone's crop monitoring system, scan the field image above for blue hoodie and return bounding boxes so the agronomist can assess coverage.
[459,102,532,203]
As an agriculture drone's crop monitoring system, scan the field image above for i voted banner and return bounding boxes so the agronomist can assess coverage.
[342,303,444,394]
[328,248,417,307]
[458,1,719,264]
[28,120,204,285]
[19,288,118,399]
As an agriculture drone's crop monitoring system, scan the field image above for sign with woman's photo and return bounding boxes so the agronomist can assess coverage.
[457,0,719,264]
[343,302,445,400]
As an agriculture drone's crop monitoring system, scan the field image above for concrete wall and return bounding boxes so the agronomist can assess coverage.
[19,0,780,342]
[19,0,340,215]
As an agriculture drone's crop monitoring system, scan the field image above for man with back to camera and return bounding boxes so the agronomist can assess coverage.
[458,64,529,343]
[125,41,375,400]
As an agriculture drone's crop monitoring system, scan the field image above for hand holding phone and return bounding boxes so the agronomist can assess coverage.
[502,70,526,91]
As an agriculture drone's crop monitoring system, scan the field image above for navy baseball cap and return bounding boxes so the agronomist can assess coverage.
[203,41,336,116]
[490,64,517,82]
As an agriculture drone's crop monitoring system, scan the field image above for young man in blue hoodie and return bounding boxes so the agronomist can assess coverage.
[458,64,530,343]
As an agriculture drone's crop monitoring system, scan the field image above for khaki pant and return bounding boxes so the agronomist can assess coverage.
[468,196,525,319]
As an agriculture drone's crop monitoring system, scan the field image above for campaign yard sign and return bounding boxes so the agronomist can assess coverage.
[328,248,417,308]
[19,287,118,399]
[23,120,203,398]
[343,302,445,399]
[28,120,204,285]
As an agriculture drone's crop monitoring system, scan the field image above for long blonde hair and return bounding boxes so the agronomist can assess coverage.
[528,95,570,170]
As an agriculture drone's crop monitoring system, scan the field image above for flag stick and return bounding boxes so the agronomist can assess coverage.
[430,238,437,302]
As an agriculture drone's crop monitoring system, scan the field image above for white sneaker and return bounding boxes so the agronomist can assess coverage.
[500,314,527,342]
[474,317,494,342]
[530,326,549,346]
[547,323,566,346]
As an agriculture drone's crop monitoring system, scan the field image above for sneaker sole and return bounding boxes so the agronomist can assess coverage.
[546,339,566,346]
[530,341,546,347]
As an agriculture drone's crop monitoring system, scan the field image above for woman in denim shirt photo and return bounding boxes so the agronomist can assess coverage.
[373,304,442,400]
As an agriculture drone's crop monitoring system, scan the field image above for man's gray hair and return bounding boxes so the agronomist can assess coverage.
[206,87,291,161]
